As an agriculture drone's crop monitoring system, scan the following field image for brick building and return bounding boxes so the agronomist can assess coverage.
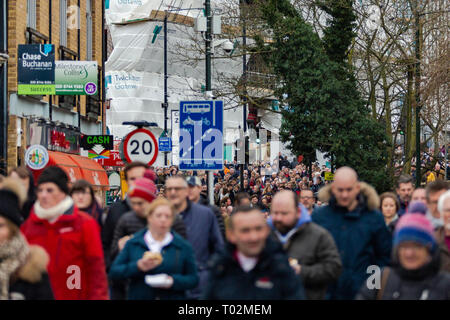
[2,0,106,172]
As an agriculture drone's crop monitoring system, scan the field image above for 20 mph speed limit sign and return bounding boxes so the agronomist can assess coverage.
[121,128,159,166]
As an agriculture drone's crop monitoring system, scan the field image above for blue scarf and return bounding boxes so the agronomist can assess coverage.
[267,204,311,244]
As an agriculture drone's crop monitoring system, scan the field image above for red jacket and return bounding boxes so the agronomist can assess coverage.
[21,206,109,300]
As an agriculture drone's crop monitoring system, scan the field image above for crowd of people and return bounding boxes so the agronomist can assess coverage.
[0,157,449,300]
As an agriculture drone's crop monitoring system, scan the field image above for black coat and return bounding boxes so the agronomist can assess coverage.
[8,246,54,300]
[199,194,226,240]
[102,198,131,269]
[356,250,450,300]
[202,237,306,300]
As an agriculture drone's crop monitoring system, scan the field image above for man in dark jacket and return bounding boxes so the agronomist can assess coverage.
[102,161,149,269]
[269,190,342,300]
[396,174,415,216]
[165,176,224,299]
[312,167,392,300]
[203,205,305,300]
[187,176,226,239]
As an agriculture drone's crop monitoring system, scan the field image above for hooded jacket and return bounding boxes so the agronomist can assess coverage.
[312,182,392,300]
[267,205,342,300]
[21,205,109,300]
[8,245,54,300]
[202,236,306,300]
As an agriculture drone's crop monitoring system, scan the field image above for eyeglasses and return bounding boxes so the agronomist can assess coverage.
[300,196,314,200]
[165,187,186,192]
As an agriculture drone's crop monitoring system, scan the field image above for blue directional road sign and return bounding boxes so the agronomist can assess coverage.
[179,100,223,171]
[159,137,172,152]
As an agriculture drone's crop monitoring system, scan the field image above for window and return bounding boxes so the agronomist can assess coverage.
[86,66,102,118]
[58,47,77,110]
[86,0,93,60]
[27,0,36,29]
[60,0,67,47]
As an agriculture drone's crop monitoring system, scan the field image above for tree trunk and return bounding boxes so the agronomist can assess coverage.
[404,66,416,174]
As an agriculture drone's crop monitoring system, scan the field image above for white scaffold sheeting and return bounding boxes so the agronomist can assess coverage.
[105,1,284,163]
[106,0,224,25]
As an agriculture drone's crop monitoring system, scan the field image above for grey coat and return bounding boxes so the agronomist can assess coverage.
[270,222,342,300]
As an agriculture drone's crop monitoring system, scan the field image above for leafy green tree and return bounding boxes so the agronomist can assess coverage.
[256,0,392,191]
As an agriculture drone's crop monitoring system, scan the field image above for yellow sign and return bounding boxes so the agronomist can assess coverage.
[120,171,128,200]
[325,172,335,181]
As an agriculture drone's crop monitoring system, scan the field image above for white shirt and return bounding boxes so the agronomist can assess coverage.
[144,230,173,253]
[237,251,258,272]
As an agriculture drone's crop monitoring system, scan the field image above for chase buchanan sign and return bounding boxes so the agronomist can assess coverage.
[18,45,98,96]
[18,44,56,95]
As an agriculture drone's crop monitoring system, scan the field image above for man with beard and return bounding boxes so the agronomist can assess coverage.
[396,174,415,216]
[268,191,342,300]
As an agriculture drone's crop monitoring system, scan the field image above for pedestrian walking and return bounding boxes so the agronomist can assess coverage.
[356,214,450,300]
[70,179,103,228]
[435,191,450,272]
[9,166,37,221]
[109,198,198,300]
[20,166,109,300]
[379,192,400,235]
[269,190,342,299]
[312,167,392,300]
[0,178,53,300]
[164,176,224,299]
[203,205,305,300]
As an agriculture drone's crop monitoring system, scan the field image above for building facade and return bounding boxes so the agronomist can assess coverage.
[5,0,105,171]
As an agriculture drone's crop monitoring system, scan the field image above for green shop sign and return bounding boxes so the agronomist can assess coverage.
[55,61,98,95]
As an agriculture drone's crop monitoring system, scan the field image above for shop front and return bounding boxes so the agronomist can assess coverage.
[25,119,110,204]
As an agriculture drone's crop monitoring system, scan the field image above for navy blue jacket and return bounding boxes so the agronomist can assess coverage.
[179,200,224,298]
[109,229,199,300]
[312,182,392,300]
[202,236,306,300]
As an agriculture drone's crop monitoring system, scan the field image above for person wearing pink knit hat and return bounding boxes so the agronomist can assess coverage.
[357,214,450,300]
[109,176,187,279]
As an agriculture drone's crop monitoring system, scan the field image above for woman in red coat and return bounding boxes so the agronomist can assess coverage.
[21,166,109,300]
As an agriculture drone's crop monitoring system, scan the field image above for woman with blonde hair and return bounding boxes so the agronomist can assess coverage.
[109,197,198,300]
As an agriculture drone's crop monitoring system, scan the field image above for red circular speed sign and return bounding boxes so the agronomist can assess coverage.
[122,128,159,166]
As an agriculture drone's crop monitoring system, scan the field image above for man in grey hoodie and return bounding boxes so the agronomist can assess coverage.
[268,190,342,300]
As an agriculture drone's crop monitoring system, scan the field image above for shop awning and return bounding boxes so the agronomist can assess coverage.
[29,151,109,190]
[30,151,83,184]
[69,154,110,189]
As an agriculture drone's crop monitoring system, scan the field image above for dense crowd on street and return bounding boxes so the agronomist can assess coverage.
[0,155,449,300]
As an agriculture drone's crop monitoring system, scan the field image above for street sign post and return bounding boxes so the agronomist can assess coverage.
[179,100,223,171]
[159,137,172,152]
[121,128,159,166]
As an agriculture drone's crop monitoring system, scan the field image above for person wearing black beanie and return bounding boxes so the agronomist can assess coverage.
[21,166,110,300]
[37,166,70,195]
